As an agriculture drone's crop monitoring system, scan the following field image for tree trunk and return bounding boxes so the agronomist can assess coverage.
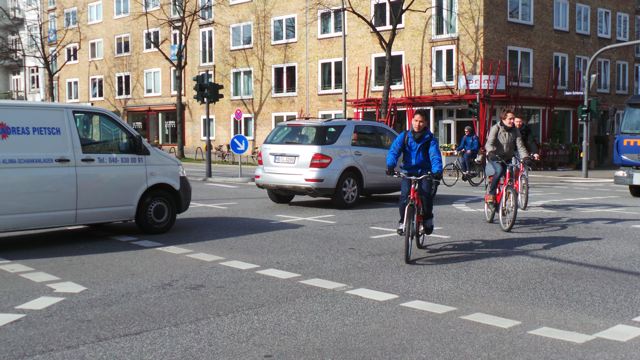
[380,47,393,121]
[47,71,54,102]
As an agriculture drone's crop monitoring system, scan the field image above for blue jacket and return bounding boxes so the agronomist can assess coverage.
[386,130,443,175]
[456,134,479,153]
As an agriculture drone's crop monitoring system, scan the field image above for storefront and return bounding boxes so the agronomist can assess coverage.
[126,105,182,146]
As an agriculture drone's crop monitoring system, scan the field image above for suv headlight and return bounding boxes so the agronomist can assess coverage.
[179,165,187,177]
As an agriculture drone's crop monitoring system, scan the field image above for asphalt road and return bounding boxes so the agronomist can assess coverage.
[1,172,640,359]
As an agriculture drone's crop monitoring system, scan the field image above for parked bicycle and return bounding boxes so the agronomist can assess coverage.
[442,152,485,187]
[214,144,231,162]
[484,157,519,232]
[393,172,433,264]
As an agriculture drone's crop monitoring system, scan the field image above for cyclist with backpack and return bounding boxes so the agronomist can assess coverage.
[455,126,480,180]
[386,109,443,235]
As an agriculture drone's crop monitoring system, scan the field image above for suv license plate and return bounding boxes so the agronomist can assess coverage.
[274,156,296,164]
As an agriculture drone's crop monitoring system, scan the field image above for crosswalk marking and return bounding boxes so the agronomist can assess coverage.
[593,325,640,342]
[400,300,456,314]
[0,314,25,327]
[528,327,595,344]
[186,253,224,262]
[46,281,87,294]
[220,260,259,270]
[15,296,65,310]
[157,246,192,255]
[19,272,60,283]
[345,288,398,301]
[0,263,34,273]
[256,268,300,279]
[299,278,347,290]
[273,214,336,224]
[460,313,521,329]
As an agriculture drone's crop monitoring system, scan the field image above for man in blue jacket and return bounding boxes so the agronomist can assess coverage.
[456,126,480,179]
[386,109,443,235]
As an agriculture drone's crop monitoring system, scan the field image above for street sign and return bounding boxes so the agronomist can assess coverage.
[234,108,243,121]
[230,134,249,155]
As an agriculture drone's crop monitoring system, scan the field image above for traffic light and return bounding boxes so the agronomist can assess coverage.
[468,101,479,118]
[192,74,207,104]
[589,97,599,115]
[207,82,224,103]
[578,104,589,121]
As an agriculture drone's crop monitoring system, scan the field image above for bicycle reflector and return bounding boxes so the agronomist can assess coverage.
[257,151,263,165]
[309,153,332,168]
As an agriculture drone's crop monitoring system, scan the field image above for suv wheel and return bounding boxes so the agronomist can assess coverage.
[630,185,640,197]
[267,189,295,204]
[332,171,361,208]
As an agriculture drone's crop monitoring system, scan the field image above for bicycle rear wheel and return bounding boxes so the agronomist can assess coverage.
[484,180,496,223]
[404,205,415,264]
[442,163,459,187]
[499,186,518,232]
[467,163,485,187]
[415,211,427,250]
[518,174,529,210]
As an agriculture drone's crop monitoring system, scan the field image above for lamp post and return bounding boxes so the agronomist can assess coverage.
[341,0,347,118]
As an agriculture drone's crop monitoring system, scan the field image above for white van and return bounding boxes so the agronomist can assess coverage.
[0,101,191,234]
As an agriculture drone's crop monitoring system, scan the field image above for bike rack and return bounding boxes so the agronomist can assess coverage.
[194,147,204,161]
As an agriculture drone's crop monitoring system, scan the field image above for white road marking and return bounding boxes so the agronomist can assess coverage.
[157,246,192,255]
[0,257,9,264]
[460,313,521,329]
[632,225,640,228]
[531,195,619,206]
[131,240,163,248]
[19,272,60,283]
[593,325,640,342]
[206,183,238,188]
[579,207,638,215]
[256,268,300,279]
[191,202,238,209]
[111,235,138,242]
[370,233,398,239]
[220,260,260,270]
[46,281,87,293]
[562,179,613,183]
[0,263,34,273]
[15,296,65,310]
[0,314,25,327]
[633,315,640,322]
[345,288,398,301]
[400,300,456,314]
[299,278,347,290]
[186,253,224,262]
[273,214,336,224]
[429,234,451,239]
[528,327,595,344]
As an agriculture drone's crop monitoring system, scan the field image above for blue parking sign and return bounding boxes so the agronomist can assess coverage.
[230,134,249,155]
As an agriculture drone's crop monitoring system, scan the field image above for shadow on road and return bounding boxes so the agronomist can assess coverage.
[286,193,471,210]
[513,215,639,233]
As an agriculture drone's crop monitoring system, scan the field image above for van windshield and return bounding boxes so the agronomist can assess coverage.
[621,106,640,134]
[264,125,345,145]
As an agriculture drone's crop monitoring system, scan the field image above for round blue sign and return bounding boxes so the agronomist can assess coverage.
[230,134,249,155]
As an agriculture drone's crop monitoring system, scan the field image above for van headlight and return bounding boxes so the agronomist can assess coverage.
[179,165,187,177]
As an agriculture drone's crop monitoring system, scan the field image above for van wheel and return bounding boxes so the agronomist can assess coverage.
[136,190,176,234]
[333,171,361,208]
[630,185,640,197]
[267,190,295,204]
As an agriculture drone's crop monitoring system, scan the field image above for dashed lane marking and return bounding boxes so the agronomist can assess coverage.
[460,313,521,329]
[528,327,595,344]
[593,324,640,342]
[191,202,238,209]
[131,240,163,248]
[206,183,238,188]
[186,253,224,262]
[46,282,87,294]
[0,263,34,273]
[530,196,619,206]
[0,314,25,327]
[400,300,457,314]
[369,226,445,239]
[219,260,260,270]
[157,246,193,255]
[111,235,138,242]
[256,268,301,279]
[19,272,61,283]
[299,278,348,290]
[345,288,399,302]
[273,214,336,224]
[15,296,65,310]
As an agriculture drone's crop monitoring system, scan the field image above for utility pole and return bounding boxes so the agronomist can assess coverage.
[341,0,347,118]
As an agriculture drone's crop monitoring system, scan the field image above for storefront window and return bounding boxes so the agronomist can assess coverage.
[519,108,541,142]
[127,110,179,145]
[549,110,571,144]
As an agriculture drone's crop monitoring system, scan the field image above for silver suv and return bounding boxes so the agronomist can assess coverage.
[255,119,401,208]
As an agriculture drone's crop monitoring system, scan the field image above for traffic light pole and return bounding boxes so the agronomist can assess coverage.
[582,40,640,178]
[205,70,212,178]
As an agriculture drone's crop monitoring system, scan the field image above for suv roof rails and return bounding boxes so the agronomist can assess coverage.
[322,117,357,122]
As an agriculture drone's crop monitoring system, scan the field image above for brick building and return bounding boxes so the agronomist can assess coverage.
[46,0,639,166]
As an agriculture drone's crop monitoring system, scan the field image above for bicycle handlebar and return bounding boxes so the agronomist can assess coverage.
[391,172,432,180]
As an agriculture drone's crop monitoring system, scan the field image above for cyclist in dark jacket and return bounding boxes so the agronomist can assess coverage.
[455,126,480,178]
[386,109,443,235]
[514,117,540,160]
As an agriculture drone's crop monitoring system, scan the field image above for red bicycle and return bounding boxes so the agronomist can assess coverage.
[484,158,519,232]
[394,172,432,263]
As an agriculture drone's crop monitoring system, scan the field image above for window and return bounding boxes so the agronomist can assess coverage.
[48,0,55,8]
[73,111,137,155]
[201,116,215,140]
[29,67,39,91]
[65,44,78,64]
[89,39,103,60]
[319,111,343,119]
[372,52,403,90]
[115,34,130,56]
[507,46,533,86]
[575,4,589,35]
[433,0,456,38]
[318,8,344,38]
[144,28,160,52]
[50,47,57,73]
[319,58,343,93]
[64,8,77,28]
[232,114,254,139]
[87,1,102,24]
[200,28,213,65]
[90,76,104,100]
[48,14,57,43]
[508,0,533,25]
[553,0,568,31]
[66,78,79,102]
[597,8,611,38]
[200,0,212,21]
[432,45,456,86]
[553,53,568,89]
[352,125,384,148]
[170,68,181,95]
[114,0,129,17]
[617,12,629,41]
[372,0,403,29]
[143,0,160,12]
[272,15,296,44]
[616,61,628,94]
[596,58,610,93]
[231,22,252,49]
[634,64,640,95]
[272,112,297,128]
[575,55,588,90]
[27,25,38,49]
[144,68,161,96]
[231,68,253,98]
[636,16,640,57]
[272,64,297,96]
[115,72,131,98]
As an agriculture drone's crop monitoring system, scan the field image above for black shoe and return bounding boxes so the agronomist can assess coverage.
[424,218,434,235]
[397,222,404,235]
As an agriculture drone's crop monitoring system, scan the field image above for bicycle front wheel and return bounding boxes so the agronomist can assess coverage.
[518,174,529,210]
[442,163,459,187]
[499,186,518,232]
[467,163,485,187]
[404,205,415,264]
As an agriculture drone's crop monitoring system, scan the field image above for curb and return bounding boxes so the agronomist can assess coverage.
[188,176,254,184]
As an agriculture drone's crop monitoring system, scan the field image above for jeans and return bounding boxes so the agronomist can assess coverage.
[488,160,506,195]
[460,152,477,173]
[399,177,433,223]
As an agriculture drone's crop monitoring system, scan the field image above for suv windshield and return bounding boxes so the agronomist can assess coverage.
[621,106,640,134]
[264,125,345,145]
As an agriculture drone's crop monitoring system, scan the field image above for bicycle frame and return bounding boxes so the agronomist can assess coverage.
[405,179,423,227]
